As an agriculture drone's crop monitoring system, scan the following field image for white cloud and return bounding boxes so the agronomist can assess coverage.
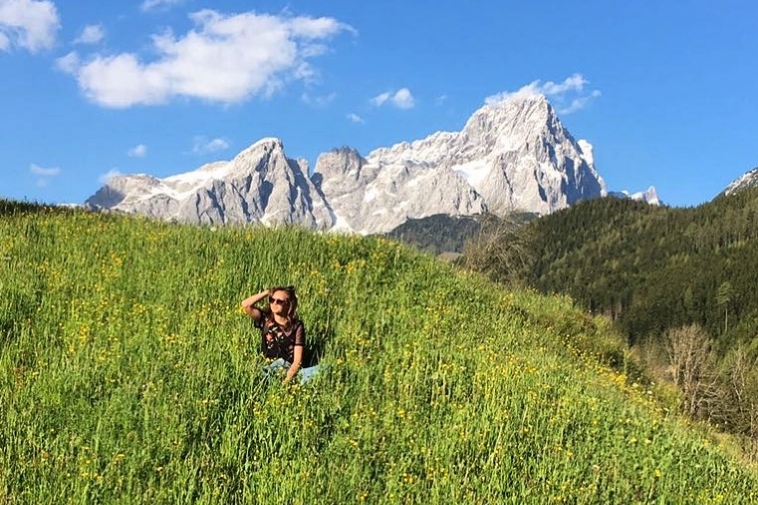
[558,89,602,115]
[57,9,353,108]
[30,163,59,176]
[370,91,391,107]
[74,24,105,45]
[0,0,60,53]
[99,168,122,183]
[30,163,60,186]
[127,144,147,157]
[391,88,415,109]
[485,73,600,114]
[140,0,187,12]
[192,136,229,155]
[347,112,364,124]
[371,87,415,109]
[301,91,336,107]
[56,50,79,72]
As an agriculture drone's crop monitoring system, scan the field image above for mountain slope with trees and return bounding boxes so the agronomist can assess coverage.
[457,187,758,450]
[521,188,758,350]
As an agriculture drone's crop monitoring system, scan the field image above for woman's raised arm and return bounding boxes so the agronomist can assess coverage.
[240,289,270,322]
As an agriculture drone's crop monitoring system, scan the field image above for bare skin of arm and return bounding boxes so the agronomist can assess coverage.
[241,290,270,324]
[284,345,303,384]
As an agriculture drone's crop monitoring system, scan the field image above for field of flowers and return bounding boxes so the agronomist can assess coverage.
[1,202,757,504]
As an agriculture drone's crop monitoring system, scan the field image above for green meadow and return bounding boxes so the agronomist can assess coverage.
[1,203,756,504]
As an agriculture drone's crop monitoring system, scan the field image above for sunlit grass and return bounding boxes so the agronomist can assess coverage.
[1,202,756,504]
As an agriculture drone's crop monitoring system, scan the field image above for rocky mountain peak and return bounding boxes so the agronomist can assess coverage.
[466,94,552,134]
[314,147,365,180]
[723,167,758,197]
[83,93,646,234]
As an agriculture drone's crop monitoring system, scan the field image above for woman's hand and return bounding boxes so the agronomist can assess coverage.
[240,289,270,319]
[283,345,303,383]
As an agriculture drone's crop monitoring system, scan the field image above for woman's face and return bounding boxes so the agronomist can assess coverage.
[269,290,291,316]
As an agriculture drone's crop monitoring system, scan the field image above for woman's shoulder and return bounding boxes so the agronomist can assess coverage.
[255,309,273,328]
[287,317,305,333]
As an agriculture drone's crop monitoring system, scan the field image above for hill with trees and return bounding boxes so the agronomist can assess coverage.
[521,188,758,350]
[457,188,758,452]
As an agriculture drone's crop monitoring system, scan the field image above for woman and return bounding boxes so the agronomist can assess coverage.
[241,286,316,384]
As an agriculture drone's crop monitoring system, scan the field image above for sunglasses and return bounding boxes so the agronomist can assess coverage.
[270,297,289,305]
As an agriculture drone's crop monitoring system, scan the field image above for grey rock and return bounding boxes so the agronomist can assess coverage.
[84,94,632,234]
[86,138,333,229]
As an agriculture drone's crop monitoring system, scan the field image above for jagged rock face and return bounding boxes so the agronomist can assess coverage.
[86,139,334,228]
[464,99,607,214]
[312,147,486,234]
[324,95,607,222]
[85,94,614,234]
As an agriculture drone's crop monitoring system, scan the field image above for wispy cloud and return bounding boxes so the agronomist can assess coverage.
[74,24,105,45]
[30,163,60,186]
[558,90,602,115]
[301,92,336,107]
[99,168,122,183]
[347,112,364,124]
[57,9,354,108]
[55,50,78,72]
[30,163,59,176]
[485,73,601,114]
[140,0,188,12]
[0,0,60,53]
[127,144,147,157]
[192,136,229,155]
[371,87,415,109]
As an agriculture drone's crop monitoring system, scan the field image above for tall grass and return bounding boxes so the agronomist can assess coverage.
[1,204,756,504]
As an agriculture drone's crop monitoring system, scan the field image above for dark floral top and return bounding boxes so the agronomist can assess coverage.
[256,315,305,363]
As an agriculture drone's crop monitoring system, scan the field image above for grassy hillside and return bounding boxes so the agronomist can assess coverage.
[1,203,757,504]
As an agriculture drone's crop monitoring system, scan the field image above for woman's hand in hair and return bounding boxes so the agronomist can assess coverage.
[240,289,270,320]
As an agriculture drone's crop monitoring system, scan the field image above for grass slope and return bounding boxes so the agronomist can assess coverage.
[1,205,756,504]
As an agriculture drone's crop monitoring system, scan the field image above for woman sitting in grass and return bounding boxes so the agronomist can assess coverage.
[241,286,318,384]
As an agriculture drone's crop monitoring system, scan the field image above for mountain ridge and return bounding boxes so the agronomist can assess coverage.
[722,166,758,197]
[85,94,655,233]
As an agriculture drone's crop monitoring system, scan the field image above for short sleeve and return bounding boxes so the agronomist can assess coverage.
[294,321,306,347]
[252,310,266,329]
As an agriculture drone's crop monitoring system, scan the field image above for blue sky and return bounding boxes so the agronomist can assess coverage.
[1,0,756,207]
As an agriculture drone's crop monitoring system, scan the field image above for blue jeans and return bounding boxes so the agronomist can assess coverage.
[262,358,320,384]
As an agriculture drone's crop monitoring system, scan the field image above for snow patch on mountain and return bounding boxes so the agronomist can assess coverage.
[723,167,758,196]
[86,137,333,228]
[609,187,661,205]
[84,94,655,234]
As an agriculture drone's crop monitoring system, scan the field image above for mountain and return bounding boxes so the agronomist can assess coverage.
[311,147,486,234]
[608,186,661,205]
[86,94,640,234]
[311,94,606,233]
[379,214,485,256]
[87,138,334,228]
[721,166,758,197]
